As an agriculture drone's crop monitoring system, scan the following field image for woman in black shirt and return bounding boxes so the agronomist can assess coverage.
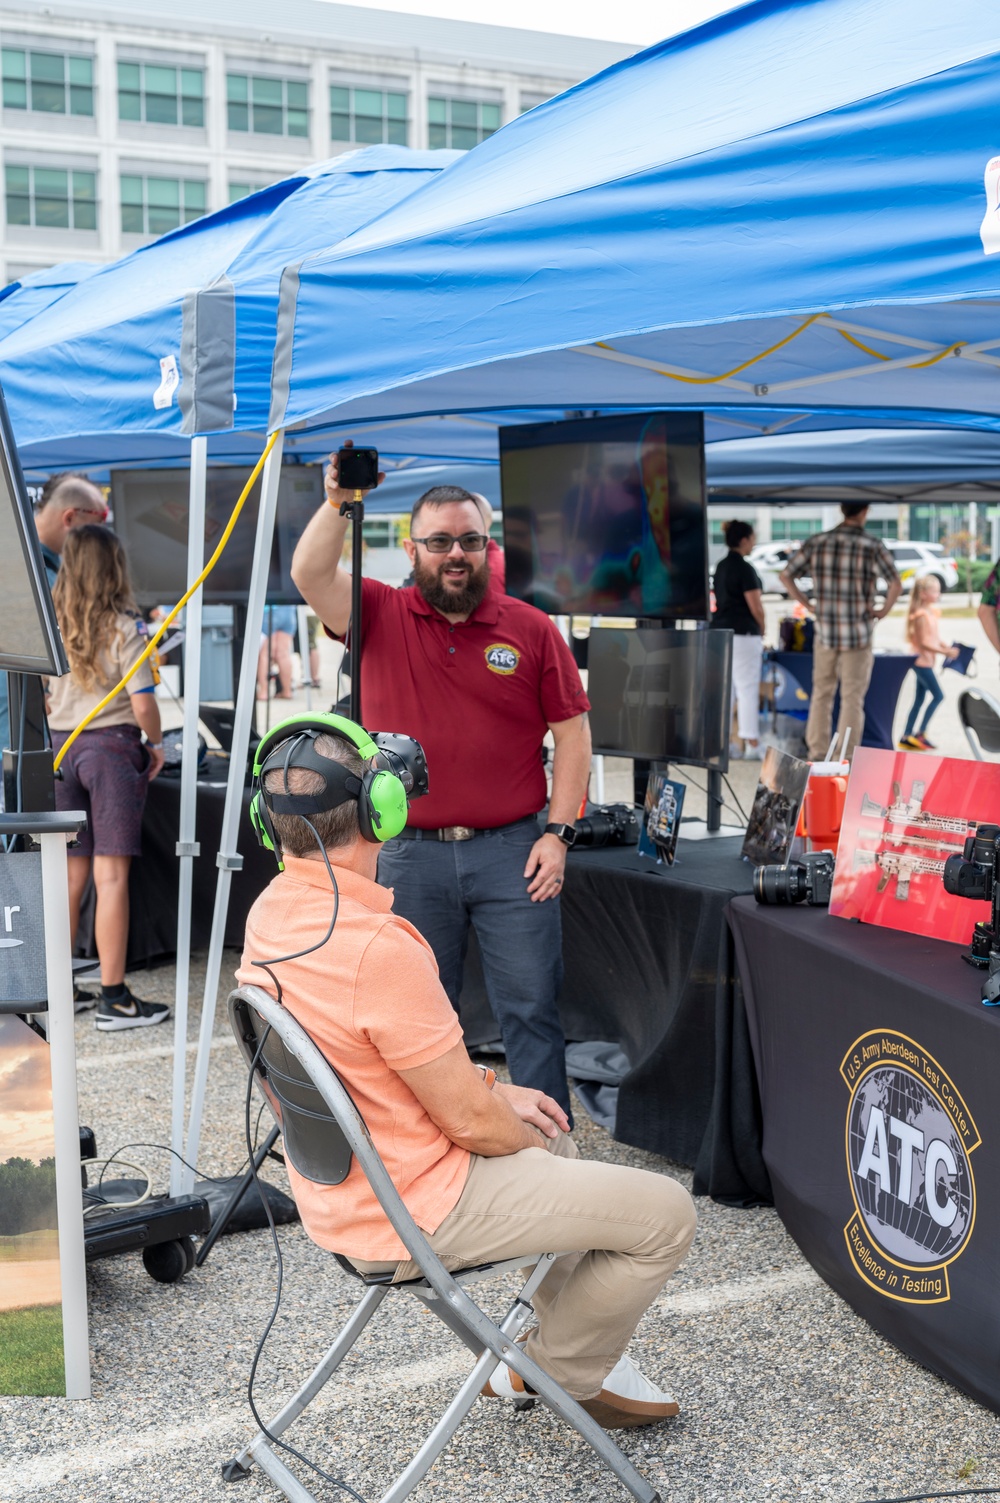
[711,520,765,757]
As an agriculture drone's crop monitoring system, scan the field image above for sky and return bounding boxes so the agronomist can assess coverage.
[0,1017,55,1165]
[318,0,737,45]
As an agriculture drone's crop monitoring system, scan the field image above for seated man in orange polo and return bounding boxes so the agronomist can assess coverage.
[237,721,697,1430]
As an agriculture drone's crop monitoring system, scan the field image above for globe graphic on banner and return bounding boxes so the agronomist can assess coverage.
[848,1066,973,1265]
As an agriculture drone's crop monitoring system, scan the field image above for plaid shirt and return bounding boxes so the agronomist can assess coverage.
[980,560,1000,611]
[785,525,900,650]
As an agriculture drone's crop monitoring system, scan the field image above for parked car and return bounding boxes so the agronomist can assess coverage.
[749,538,959,596]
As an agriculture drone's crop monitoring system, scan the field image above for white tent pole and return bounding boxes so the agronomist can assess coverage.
[169,435,206,1198]
[182,430,284,1192]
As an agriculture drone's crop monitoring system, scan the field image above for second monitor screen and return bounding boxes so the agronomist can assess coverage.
[500,411,707,620]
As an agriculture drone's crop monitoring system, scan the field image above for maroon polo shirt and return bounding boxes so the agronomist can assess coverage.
[332,576,589,829]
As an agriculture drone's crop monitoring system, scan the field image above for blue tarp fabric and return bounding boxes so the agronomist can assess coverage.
[272,0,1000,433]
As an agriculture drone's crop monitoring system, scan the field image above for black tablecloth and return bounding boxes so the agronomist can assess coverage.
[767,650,916,750]
[729,897,1000,1414]
[460,836,769,1205]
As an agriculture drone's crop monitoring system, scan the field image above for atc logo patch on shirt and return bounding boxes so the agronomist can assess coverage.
[485,642,520,676]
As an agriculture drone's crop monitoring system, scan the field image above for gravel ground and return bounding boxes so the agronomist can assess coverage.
[1,951,999,1503]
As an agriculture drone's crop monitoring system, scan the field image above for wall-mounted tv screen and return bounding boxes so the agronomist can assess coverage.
[587,626,732,771]
[0,384,67,675]
[499,411,707,620]
[110,465,323,609]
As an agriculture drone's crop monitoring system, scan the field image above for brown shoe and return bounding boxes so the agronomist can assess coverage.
[484,1349,679,1428]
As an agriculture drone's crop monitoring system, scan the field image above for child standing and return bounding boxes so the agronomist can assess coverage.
[899,576,959,751]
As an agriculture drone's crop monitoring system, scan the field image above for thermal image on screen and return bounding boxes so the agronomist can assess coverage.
[499,411,707,620]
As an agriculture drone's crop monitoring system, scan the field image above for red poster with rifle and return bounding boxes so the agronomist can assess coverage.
[828,747,1000,943]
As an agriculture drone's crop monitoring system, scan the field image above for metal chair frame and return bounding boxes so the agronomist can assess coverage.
[225,984,661,1503]
[958,687,1000,760]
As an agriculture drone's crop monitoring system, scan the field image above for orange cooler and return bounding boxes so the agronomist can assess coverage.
[803,773,848,855]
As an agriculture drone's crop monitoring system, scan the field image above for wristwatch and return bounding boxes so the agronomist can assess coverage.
[544,822,576,848]
[477,1064,497,1090]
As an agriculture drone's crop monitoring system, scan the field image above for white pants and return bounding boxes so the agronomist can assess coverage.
[731,633,764,741]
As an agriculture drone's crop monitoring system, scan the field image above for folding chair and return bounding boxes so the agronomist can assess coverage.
[224,984,661,1503]
[958,688,1000,760]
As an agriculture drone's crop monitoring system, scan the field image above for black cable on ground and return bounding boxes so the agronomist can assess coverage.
[862,1487,1000,1502]
[92,1104,269,1195]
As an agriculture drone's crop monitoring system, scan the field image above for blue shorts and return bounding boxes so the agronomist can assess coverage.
[53,725,150,858]
[264,606,298,637]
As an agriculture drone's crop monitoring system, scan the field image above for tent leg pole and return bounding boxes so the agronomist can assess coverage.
[182,430,285,1193]
[170,436,206,1199]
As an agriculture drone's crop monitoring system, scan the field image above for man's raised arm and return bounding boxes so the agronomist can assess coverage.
[291,447,382,636]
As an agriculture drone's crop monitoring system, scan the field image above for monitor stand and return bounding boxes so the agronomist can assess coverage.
[678,768,731,841]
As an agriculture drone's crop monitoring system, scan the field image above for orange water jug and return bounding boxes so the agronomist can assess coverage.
[804,773,849,855]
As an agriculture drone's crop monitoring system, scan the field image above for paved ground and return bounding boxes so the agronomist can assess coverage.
[4,606,1000,1503]
[2,943,998,1503]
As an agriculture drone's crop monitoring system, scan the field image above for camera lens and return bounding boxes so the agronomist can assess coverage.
[753,863,807,905]
[573,812,614,848]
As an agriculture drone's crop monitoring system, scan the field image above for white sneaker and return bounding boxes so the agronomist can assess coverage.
[484,1348,679,1428]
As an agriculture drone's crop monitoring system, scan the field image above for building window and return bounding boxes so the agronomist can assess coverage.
[769,516,821,542]
[865,518,899,540]
[330,86,407,145]
[427,96,500,150]
[228,178,277,204]
[227,72,308,137]
[120,174,205,236]
[2,48,94,116]
[520,91,551,114]
[5,165,96,230]
[118,62,204,127]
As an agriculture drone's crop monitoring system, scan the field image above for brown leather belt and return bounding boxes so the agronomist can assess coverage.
[393,816,537,843]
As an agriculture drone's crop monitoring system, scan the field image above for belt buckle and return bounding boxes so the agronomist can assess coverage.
[440,826,475,842]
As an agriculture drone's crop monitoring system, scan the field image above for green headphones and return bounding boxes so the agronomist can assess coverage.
[250,711,421,866]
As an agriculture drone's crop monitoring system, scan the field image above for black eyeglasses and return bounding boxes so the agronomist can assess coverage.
[410,532,489,554]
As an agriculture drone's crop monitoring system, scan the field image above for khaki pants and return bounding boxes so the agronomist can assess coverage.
[352,1132,696,1400]
[806,642,874,761]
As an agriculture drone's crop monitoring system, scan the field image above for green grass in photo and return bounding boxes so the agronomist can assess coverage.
[0,1304,64,1395]
[0,1229,59,1262]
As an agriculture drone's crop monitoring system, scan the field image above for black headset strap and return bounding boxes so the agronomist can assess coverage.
[259,731,364,817]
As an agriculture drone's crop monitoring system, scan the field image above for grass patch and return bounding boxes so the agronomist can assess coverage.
[0,1303,64,1395]
[0,1230,58,1262]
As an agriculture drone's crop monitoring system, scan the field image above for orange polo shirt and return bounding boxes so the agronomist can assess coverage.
[236,855,470,1260]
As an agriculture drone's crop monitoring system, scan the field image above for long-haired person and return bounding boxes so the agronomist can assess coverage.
[711,519,765,758]
[48,526,170,1031]
[899,574,959,751]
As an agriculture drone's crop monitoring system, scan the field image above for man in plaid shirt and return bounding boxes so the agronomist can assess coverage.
[977,560,1000,659]
[779,504,901,760]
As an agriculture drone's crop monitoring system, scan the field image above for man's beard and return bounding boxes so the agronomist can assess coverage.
[413,554,491,616]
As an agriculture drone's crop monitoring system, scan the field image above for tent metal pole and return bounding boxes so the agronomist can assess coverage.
[169,435,207,1198]
[182,430,285,1193]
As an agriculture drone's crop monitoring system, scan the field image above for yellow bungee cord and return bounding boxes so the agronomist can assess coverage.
[52,430,281,772]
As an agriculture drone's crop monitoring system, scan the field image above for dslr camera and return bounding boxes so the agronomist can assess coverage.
[942,824,1000,1002]
[754,850,835,907]
[573,803,640,849]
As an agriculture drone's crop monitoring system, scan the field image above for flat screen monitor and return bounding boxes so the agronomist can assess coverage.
[0,384,67,675]
[587,626,732,771]
[110,465,323,609]
[499,411,707,620]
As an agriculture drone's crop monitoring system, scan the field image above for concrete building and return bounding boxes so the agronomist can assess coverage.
[0,0,632,283]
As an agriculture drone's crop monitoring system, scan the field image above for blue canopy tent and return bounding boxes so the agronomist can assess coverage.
[269,0,1000,437]
[0,146,459,1193]
[0,261,100,343]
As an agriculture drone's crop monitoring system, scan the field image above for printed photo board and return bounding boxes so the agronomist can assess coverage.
[742,746,811,867]
[829,747,1000,943]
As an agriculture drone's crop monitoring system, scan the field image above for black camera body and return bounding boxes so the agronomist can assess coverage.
[754,850,835,907]
[573,803,640,850]
[337,446,379,492]
[941,823,1000,1002]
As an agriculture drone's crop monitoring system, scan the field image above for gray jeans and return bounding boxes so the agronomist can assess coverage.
[377,817,570,1114]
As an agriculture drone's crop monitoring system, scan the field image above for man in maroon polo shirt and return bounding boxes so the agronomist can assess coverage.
[291,455,592,1114]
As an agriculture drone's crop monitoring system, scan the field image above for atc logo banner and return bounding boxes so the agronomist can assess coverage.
[841,1032,978,1304]
[485,643,520,675]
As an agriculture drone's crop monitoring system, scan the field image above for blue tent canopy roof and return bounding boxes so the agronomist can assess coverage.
[273,0,1000,432]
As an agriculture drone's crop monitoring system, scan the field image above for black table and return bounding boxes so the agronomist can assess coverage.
[76,772,276,967]
[729,897,1000,1415]
[460,836,770,1205]
[767,650,916,750]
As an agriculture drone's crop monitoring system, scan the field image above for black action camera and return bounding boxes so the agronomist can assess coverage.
[337,446,379,492]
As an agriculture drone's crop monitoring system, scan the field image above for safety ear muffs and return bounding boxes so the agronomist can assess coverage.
[250,789,284,869]
[251,710,410,847]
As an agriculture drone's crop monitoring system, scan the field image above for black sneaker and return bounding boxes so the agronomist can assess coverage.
[95,987,171,1032]
[74,985,98,1014]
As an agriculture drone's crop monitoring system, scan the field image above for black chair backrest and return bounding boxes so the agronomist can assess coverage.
[230,994,353,1187]
[960,690,1000,754]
